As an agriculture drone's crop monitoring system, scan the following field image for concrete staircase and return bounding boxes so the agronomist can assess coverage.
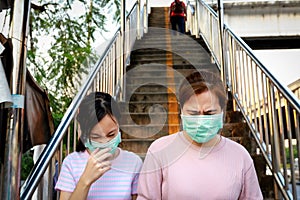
[119,6,274,199]
[119,7,218,159]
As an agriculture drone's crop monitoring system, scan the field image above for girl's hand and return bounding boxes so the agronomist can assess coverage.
[79,148,112,187]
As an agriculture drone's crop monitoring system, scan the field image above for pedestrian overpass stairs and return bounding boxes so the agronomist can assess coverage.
[119,6,273,198]
[8,1,299,200]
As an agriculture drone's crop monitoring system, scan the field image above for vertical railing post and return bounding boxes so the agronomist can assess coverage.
[195,0,199,38]
[217,0,225,85]
[144,0,148,33]
[121,0,126,101]
[137,0,141,39]
[267,81,282,199]
[1,0,31,199]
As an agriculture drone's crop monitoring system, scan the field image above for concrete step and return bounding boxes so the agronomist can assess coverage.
[125,84,178,97]
[131,54,211,63]
[130,58,211,66]
[136,32,203,39]
[125,83,176,93]
[127,92,178,102]
[131,50,209,57]
[148,23,171,29]
[131,49,210,57]
[131,40,212,66]
[134,38,207,47]
[136,34,205,42]
[126,101,179,113]
[120,124,180,139]
[130,48,168,54]
[125,66,217,77]
[119,138,156,154]
[125,68,198,78]
[148,7,169,28]
[222,123,248,138]
[133,41,209,51]
[131,54,210,64]
[126,63,218,73]
[126,75,184,85]
[121,112,179,125]
[149,7,167,13]
[127,63,217,70]
[225,111,245,123]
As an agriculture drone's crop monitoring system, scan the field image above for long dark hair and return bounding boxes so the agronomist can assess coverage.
[76,92,121,152]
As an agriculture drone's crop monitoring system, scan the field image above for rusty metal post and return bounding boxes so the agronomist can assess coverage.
[1,0,31,199]
[217,0,226,85]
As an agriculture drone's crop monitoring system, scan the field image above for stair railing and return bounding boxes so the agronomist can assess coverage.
[187,0,222,69]
[288,79,300,100]
[20,1,148,199]
[224,27,300,200]
[187,0,300,199]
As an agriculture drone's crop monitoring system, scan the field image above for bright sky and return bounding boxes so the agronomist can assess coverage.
[254,49,300,86]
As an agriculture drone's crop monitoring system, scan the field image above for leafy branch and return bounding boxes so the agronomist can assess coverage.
[27,0,119,116]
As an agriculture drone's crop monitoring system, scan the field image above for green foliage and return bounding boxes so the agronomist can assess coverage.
[27,0,120,117]
[51,110,64,129]
[21,150,34,180]
[285,145,298,163]
[6,0,121,183]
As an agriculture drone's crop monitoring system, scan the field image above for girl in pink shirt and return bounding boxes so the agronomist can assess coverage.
[137,71,263,200]
[55,92,142,200]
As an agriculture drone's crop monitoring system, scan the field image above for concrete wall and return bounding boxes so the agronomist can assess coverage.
[221,1,300,37]
[209,0,300,86]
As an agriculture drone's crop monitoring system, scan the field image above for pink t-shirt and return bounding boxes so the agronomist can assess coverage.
[55,148,143,199]
[137,132,263,200]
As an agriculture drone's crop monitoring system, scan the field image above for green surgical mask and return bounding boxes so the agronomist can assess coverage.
[181,113,223,143]
[84,131,122,154]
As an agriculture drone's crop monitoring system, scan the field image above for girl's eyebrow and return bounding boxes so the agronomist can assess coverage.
[90,132,103,138]
[90,126,118,136]
[106,127,118,136]
[186,109,218,114]
[186,109,201,114]
[203,109,218,114]
[106,130,116,136]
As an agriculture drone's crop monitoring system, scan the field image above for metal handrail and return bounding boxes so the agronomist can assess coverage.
[16,0,300,199]
[1,0,31,198]
[224,25,300,199]
[288,79,300,100]
[20,0,148,199]
[186,0,300,199]
[198,0,222,69]
[20,30,120,199]
[225,27,300,114]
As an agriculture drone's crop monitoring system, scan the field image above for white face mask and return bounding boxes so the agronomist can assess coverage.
[181,112,223,143]
[84,131,122,154]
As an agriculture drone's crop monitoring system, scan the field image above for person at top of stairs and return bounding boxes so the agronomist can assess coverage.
[169,0,187,34]
[137,71,263,200]
[55,92,143,200]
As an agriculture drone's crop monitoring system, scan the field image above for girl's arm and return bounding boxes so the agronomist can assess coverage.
[59,148,112,200]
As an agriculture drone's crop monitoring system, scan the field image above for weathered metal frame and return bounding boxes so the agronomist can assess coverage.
[19,1,148,199]
[186,0,300,199]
